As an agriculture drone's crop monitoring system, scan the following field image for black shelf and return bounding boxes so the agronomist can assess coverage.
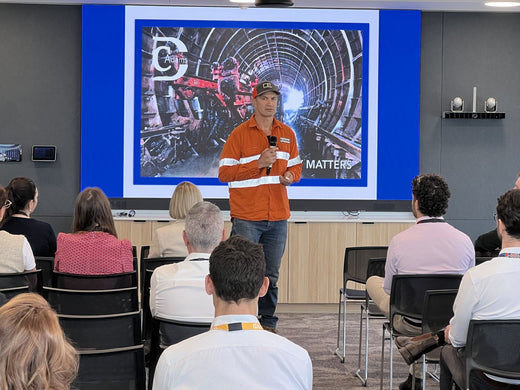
[443,112,505,119]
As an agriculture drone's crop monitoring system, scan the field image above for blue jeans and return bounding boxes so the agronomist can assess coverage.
[231,218,287,328]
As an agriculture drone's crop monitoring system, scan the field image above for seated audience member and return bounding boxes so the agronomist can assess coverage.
[153,236,312,390]
[0,185,36,273]
[474,172,520,256]
[2,177,57,257]
[395,189,520,390]
[54,187,133,274]
[150,201,224,322]
[366,174,475,390]
[0,293,78,390]
[149,181,203,258]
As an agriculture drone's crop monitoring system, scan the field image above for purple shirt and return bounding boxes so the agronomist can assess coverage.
[383,216,475,294]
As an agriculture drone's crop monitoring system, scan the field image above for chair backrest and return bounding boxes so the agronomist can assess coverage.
[43,286,139,315]
[389,274,462,324]
[343,246,388,286]
[422,289,458,333]
[155,316,211,349]
[0,285,30,300]
[73,344,146,390]
[465,319,520,388]
[52,271,138,290]
[59,311,142,350]
[140,256,184,297]
[35,256,54,287]
[475,256,493,266]
[0,269,43,293]
[140,245,150,261]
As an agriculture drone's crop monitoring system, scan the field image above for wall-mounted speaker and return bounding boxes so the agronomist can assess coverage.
[255,0,294,6]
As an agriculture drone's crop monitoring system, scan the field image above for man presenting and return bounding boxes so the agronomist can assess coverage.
[218,81,302,332]
[152,235,312,390]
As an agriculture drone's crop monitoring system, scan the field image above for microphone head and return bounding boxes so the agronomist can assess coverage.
[268,136,277,147]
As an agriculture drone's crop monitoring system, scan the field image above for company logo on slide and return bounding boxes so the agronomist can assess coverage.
[152,37,188,81]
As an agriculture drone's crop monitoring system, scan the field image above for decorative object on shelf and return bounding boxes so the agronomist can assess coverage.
[444,87,505,119]
[450,97,464,112]
[485,97,497,113]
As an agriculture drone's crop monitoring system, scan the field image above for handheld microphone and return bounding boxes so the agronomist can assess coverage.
[266,135,277,175]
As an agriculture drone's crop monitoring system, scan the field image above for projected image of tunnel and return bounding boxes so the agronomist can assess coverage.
[139,25,364,180]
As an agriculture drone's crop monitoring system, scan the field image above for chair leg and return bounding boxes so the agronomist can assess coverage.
[389,327,394,390]
[422,354,427,390]
[380,324,386,390]
[335,292,346,363]
[356,304,368,385]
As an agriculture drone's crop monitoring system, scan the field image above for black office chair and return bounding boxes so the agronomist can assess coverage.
[465,319,520,390]
[0,269,43,294]
[140,256,184,297]
[336,246,388,381]
[59,310,142,350]
[411,289,458,385]
[43,286,139,315]
[379,274,463,390]
[140,245,150,261]
[141,260,183,341]
[0,285,30,300]
[148,316,211,389]
[475,256,493,266]
[73,344,146,390]
[52,271,138,290]
[34,256,54,286]
[356,256,387,384]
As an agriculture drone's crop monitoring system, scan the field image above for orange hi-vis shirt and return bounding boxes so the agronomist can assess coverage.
[218,115,302,221]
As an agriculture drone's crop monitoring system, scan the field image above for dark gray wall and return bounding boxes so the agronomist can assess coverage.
[420,12,520,240]
[0,6,518,241]
[0,4,81,234]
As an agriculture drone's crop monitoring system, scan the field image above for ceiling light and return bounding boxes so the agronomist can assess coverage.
[485,2,520,7]
[485,97,497,113]
[229,0,255,3]
[451,97,464,113]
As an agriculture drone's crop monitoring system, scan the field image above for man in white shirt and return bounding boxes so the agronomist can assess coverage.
[366,174,475,390]
[395,189,520,390]
[150,201,225,322]
[152,235,313,390]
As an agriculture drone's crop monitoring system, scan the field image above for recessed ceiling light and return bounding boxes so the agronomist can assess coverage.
[229,0,255,3]
[485,1,520,7]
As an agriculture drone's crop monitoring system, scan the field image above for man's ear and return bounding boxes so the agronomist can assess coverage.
[258,277,270,298]
[205,274,215,296]
[221,229,226,241]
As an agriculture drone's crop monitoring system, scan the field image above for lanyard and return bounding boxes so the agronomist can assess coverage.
[417,218,446,224]
[499,253,520,259]
[211,322,264,331]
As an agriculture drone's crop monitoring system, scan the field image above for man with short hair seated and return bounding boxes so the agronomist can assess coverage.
[395,189,520,390]
[150,201,225,323]
[366,174,475,390]
[152,235,313,389]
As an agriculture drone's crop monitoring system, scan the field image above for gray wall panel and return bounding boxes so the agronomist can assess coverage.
[0,6,518,243]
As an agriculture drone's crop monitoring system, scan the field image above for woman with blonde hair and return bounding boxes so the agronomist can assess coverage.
[0,293,78,390]
[148,181,203,258]
[54,187,134,274]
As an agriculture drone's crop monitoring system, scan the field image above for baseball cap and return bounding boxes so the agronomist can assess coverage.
[253,81,280,99]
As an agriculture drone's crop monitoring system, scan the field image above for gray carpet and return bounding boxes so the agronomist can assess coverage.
[276,312,440,390]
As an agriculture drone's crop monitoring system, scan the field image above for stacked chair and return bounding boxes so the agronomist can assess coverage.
[43,271,144,390]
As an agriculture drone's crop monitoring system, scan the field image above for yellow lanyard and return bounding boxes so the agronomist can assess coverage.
[211,322,264,331]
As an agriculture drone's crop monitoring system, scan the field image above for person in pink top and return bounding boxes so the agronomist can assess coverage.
[54,187,133,275]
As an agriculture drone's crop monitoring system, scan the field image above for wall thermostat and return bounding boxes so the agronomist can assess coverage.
[32,145,57,162]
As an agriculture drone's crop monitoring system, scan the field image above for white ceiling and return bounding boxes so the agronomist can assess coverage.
[1,0,519,12]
